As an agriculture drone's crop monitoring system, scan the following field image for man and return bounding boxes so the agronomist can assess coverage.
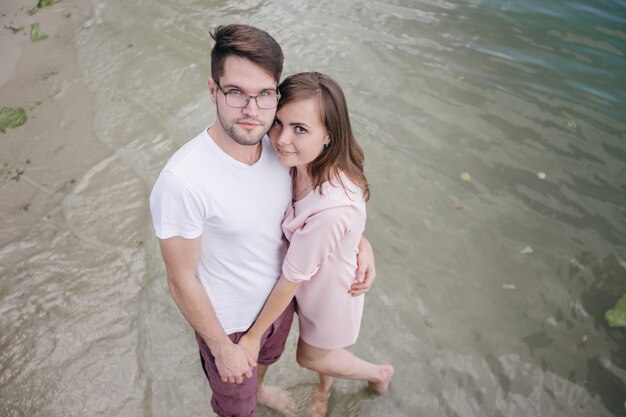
[150,24,375,417]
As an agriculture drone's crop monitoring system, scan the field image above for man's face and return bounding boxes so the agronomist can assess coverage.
[210,56,278,147]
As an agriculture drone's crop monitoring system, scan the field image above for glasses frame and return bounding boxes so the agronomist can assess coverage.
[214,81,281,110]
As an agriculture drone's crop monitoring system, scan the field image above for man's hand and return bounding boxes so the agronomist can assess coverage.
[238,333,261,363]
[350,235,376,296]
[214,340,256,384]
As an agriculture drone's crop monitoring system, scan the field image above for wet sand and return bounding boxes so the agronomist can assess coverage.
[0,3,132,414]
[0,0,105,238]
[1,3,218,415]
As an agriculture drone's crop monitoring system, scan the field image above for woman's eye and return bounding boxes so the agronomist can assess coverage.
[272,118,282,127]
[295,126,307,134]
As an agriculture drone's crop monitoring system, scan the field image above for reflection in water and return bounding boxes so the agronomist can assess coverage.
[0,0,625,416]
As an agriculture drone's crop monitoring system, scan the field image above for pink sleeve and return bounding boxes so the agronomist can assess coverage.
[282,206,353,283]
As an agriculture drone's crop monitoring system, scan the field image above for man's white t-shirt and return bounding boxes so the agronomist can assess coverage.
[150,129,291,334]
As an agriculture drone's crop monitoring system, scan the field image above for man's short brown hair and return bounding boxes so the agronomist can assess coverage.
[210,24,283,84]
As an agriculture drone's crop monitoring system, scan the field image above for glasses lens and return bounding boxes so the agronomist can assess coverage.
[225,94,248,108]
[256,94,279,109]
[222,90,279,109]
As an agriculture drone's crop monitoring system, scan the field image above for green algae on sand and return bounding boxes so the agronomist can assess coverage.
[0,108,27,133]
[7,25,25,34]
[30,23,48,41]
[25,0,55,15]
[605,293,626,328]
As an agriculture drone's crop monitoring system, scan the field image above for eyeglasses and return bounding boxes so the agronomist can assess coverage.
[215,81,280,109]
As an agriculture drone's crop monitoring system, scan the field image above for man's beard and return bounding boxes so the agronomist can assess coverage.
[217,108,268,146]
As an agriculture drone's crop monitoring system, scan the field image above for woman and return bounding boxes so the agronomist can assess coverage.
[239,72,394,416]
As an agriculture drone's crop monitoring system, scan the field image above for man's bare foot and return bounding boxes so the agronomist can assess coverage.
[257,384,297,417]
[307,389,330,417]
[368,365,394,394]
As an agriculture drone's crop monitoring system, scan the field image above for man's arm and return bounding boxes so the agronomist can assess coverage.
[349,235,376,296]
[159,236,254,384]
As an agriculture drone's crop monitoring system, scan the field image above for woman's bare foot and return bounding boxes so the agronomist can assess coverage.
[307,389,331,417]
[368,365,394,394]
[257,384,297,417]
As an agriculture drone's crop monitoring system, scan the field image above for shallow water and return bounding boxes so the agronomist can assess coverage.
[1,0,625,416]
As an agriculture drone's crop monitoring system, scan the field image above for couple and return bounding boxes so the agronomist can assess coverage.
[150,24,393,417]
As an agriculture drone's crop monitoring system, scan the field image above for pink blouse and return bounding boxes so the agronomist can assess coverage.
[281,173,366,350]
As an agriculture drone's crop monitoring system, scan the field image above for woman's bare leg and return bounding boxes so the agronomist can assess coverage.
[307,373,335,417]
[296,337,394,393]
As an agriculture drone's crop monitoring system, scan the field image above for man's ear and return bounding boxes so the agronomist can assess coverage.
[208,78,217,103]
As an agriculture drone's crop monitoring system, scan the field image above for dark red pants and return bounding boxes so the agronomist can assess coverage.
[196,299,295,417]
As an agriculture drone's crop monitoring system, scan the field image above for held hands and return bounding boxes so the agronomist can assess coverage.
[238,333,261,364]
[350,235,376,296]
[214,340,256,384]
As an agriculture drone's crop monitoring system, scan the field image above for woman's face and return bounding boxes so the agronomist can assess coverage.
[268,97,329,171]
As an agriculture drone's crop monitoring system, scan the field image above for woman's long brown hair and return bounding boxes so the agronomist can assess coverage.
[277,72,370,201]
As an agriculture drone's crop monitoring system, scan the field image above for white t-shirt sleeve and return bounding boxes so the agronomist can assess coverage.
[150,170,205,239]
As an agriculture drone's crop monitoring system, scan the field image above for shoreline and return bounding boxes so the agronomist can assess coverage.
[0,0,113,245]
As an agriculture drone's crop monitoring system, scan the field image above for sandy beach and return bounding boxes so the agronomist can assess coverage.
[1,2,218,413]
[0,0,105,238]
